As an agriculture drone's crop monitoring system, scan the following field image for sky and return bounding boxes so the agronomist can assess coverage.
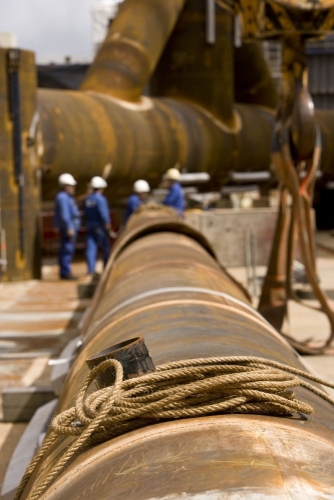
[0,0,103,63]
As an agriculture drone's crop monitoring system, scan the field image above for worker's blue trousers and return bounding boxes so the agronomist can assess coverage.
[58,231,76,278]
[86,227,111,274]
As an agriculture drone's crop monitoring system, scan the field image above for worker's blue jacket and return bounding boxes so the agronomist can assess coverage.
[84,192,111,230]
[163,182,185,212]
[54,191,81,232]
[124,194,142,223]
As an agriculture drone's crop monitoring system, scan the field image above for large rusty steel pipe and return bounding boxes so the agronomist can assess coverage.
[80,0,186,101]
[35,0,334,200]
[20,208,334,499]
[150,2,237,124]
[36,88,334,201]
[36,3,280,194]
[36,88,275,200]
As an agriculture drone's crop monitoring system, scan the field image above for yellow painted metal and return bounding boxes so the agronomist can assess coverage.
[235,0,334,39]
[0,49,41,281]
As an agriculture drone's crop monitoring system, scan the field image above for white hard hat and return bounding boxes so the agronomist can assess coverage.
[133,179,150,193]
[91,176,107,189]
[58,173,77,186]
[165,167,181,181]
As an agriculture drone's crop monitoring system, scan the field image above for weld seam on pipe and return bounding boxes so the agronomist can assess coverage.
[90,287,288,344]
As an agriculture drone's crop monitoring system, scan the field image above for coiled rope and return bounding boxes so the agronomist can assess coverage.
[15,356,334,500]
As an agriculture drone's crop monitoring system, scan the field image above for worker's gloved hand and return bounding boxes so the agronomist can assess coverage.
[67,228,75,239]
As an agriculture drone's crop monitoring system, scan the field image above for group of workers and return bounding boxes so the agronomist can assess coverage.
[54,167,184,280]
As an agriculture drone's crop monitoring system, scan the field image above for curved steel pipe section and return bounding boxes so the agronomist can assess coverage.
[35,93,334,201]
[34,0,334,194]
[21,209,334,499]
[36,87,334,200]
[36,88,274,200]
[80,0,186,101]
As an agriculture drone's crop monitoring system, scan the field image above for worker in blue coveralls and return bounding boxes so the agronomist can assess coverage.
[124,179,150,224]
[163,167,185,215]
[84,176,111,275]
[54,173,81,280]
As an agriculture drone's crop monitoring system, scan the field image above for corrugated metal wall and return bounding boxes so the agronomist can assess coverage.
[307,39,334,109]
[262,37,334,110]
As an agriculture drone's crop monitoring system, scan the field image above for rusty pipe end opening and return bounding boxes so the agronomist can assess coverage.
[86,337,156,388]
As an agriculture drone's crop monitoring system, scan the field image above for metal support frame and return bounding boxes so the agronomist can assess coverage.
[258,37,334,353]
[206,0,216,44]
[0,176,7,277]
[7,48,24,257]
[244,228,258,299]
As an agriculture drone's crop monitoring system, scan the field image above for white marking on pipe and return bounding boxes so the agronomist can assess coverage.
[86,90,154,111]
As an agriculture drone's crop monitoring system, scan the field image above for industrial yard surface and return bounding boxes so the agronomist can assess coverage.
[1,242,334,492]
